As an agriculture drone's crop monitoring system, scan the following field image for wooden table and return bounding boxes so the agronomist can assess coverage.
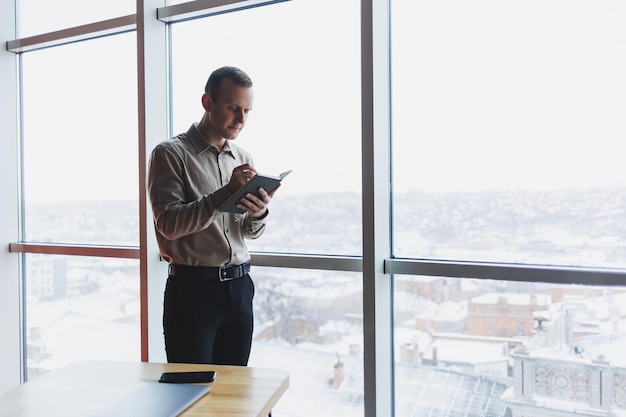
[0,361,289,417]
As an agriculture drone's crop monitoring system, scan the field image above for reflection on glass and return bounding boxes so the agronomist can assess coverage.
[391,0,626,268]
[25,255,140,381]
[16,0,135,37]
[393,275,626,416]
[170,0,362,256]
[21,32,138,246]
[248,267,364,417]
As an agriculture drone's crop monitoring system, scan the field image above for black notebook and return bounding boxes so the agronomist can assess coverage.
[89,382,210,417]
[218,170,292,214]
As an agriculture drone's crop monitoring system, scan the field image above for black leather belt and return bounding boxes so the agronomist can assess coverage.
[168,262,250,281]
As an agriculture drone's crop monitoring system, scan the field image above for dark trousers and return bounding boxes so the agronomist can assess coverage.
[163,272,255,366]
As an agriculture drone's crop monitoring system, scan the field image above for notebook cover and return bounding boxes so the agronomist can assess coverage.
[218,170,292,214]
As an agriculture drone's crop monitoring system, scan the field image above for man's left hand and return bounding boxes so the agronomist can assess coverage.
[238,185,280,218]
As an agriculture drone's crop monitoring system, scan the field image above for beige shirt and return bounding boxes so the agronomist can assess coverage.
[147,123,266,267]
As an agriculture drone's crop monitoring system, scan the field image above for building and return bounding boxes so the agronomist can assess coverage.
[468,293,551,338]
[496,288,626,416]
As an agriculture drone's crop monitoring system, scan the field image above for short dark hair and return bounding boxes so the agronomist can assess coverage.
[204,66,253,101]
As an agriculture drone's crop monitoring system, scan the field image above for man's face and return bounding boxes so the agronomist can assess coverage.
[206,78,254,140]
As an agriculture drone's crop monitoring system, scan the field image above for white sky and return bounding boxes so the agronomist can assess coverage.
[17,0,626,202]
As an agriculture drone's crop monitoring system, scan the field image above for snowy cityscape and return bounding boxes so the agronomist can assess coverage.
[22,186,626,416]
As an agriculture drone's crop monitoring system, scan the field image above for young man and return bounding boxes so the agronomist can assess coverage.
[147,66,278,365]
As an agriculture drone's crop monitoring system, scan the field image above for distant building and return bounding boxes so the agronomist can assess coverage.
[27,255,66,300]
[468,293,551,338]
[395,275,462,303]
[250,342,513,417]
[502,292,626,416]
[413,300,467,333]
[400,332,515,379]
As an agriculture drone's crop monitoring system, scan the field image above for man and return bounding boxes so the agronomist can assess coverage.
[147,66,278,366]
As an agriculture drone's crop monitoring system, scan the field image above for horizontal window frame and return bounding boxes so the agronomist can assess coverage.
[386,258,626,286]
[10,242,626,285]
[250,253,362,272]
[5,14,136,53]
[5,0,292,53]
[9,242,139,259]
[156,0,290,24]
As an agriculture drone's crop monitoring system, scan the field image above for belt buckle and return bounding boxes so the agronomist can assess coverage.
[219,266,234,282]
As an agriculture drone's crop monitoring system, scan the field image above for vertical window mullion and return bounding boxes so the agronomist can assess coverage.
[136,0,170,363]
[362,0,393,416]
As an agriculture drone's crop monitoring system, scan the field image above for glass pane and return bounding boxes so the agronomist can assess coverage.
[26,255,140,380]
[393,275,626,416]
[17,0,135,37]
[248,267,364,417]
[391,1,626,269]
[170,0,362,256]
[22,33,139,246]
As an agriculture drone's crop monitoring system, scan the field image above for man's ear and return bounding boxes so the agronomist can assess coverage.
[201,93,211,112]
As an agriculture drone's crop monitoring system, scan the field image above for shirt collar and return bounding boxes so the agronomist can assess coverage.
[188,123,237,159]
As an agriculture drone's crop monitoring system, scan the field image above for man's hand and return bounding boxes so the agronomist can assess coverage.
[239,185,281,218]
[228,164,280,217]
[228,164,257,193]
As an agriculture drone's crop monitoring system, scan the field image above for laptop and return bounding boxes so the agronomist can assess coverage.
[89,382,211,417]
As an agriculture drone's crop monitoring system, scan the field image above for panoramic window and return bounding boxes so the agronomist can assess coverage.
[21,32,139,246]
[169,0,362,256]
[392,275,626,416]
[248,267,364,416]
[20,32,140,380]
[391,0,626,269]
[391,1,626,416]
[25,255,140,379]
[167,2,363,415]
[9,0,626,414]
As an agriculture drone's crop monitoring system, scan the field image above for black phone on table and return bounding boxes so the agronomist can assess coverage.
[158,371,216,383]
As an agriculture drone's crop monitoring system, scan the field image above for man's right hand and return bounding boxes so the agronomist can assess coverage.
[228,164,257,193]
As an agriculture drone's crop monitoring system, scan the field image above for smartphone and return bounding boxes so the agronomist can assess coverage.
[158,371,216,384]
